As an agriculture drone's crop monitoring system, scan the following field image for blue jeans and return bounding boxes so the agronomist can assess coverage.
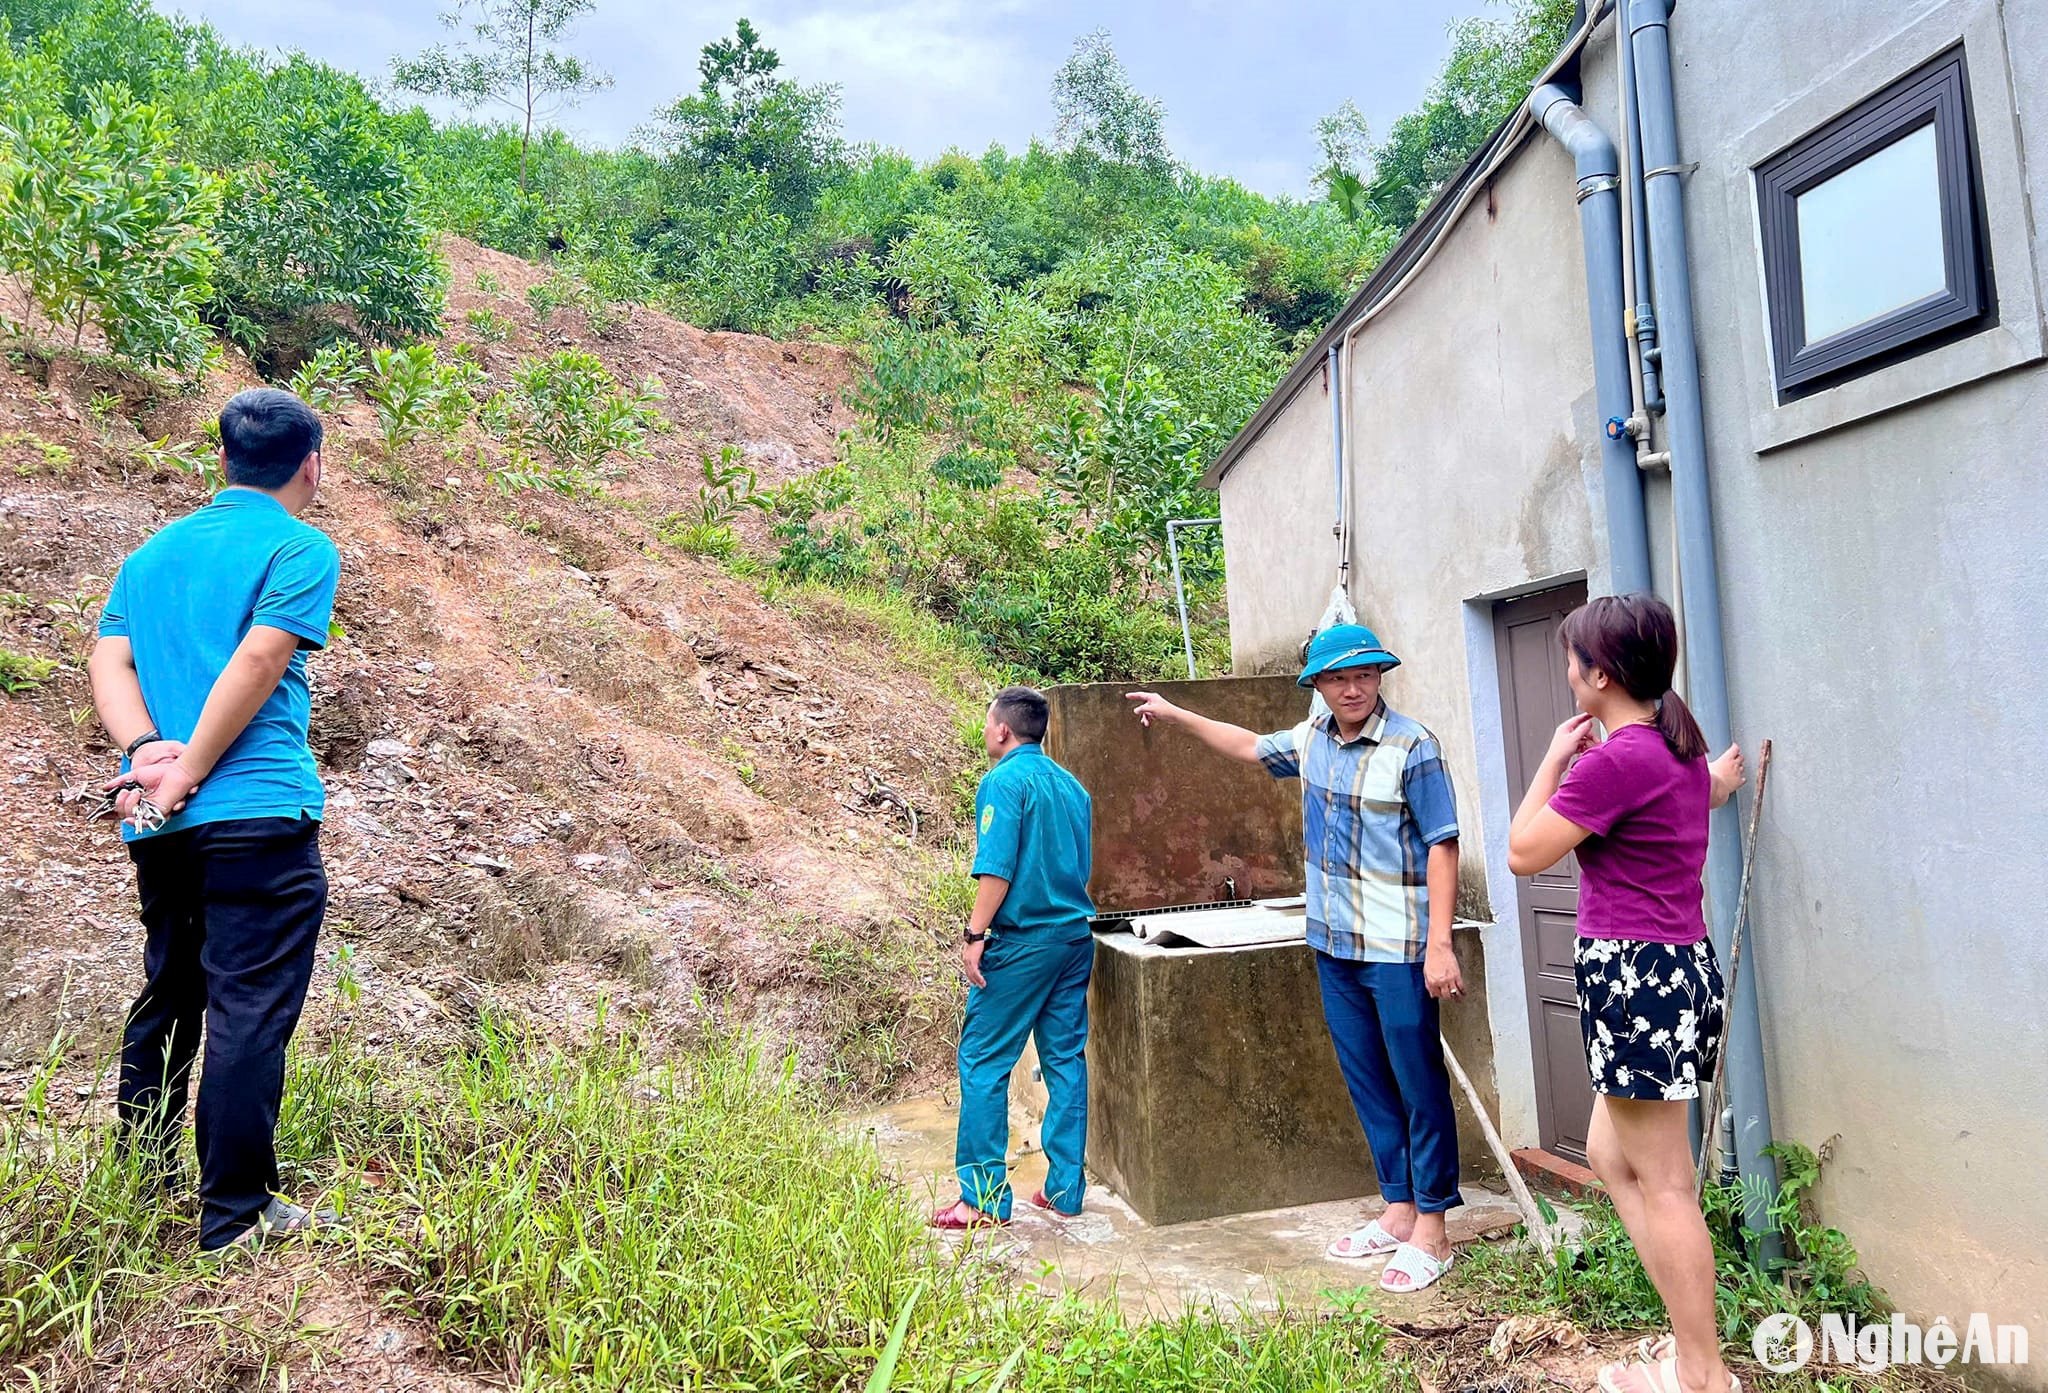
[955,932,1093,1219]
[1315,952,1462,1214]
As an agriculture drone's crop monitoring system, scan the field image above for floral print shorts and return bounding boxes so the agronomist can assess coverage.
[1574,936,1727,1101]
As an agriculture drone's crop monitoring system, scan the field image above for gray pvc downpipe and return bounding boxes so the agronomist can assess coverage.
[1627,0,1782,1257]
[1531,85,1653,596]
[1616,13,1663,413]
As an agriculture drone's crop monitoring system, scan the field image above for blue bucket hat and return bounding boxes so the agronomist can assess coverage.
[1298,623,1401,688]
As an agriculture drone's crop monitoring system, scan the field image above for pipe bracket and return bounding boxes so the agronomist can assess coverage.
[1575,175,1623,202]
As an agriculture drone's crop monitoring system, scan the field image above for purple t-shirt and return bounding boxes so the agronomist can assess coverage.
[1548,723,1709,944]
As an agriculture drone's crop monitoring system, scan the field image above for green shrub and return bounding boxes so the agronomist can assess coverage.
[195,57,441,367]
[464,305,513,342]
[957,543,1184,683]
[771,462,869,585]
[0,646,58,693]
[481,349,662,489]
[654,168,801,332]
[661,444,767,556]
[1457,1138,1889,1344]
[845,325,987,443]
[285,338,366,410]
[365,342,475,454]
[1043,366,1217,583]
[883,213,996,328]
[0,57,219,372]
[0,428,73,476]
[524,271,579,322]
[134,432,221,490]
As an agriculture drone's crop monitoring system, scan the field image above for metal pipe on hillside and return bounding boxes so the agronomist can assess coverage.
[1167,518,1222,680]
[1531,84,1653,596]
[1627,0,1781,1257]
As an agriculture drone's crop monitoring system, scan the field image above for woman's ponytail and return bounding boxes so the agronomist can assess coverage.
[1561,594,1713,763]
[1657,688,1708,762]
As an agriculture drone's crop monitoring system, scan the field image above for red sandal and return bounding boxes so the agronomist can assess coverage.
[928,1200,1007,1230]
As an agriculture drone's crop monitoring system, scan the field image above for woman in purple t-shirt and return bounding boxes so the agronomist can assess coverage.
[1508,594,1746,1393]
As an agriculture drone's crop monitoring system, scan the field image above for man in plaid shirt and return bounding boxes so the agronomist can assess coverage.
[1127,623,1464,1294]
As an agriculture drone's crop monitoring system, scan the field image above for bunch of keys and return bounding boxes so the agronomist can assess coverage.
[92,777,168,833]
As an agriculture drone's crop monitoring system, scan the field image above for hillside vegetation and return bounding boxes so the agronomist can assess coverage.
[0,0,1571,682]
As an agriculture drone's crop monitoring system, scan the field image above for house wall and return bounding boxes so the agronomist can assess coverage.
[1215,0,2047,1364]
[1669,0,2048,1358]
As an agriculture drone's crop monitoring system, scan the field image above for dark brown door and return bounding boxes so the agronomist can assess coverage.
[1494,583,1593,1162]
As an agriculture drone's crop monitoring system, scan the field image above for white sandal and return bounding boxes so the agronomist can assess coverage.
[1597,1355,1742,1393]
[1325,1218,1402,1260]
[1598,1336,1676,1387]
[1379,1241,1454,1293]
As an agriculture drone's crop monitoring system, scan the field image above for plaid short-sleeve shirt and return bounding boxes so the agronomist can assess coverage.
[1256,700,1460,963]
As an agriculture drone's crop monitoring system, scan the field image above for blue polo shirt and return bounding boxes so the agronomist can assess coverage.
[971,742,1094,941]
[98,488,340,841]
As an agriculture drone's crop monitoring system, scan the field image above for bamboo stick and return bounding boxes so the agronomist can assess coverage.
[1442,1034,1559,1255]
[1696,738,1774,1188]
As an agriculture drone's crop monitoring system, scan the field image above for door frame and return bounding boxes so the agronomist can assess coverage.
[1458,574,1588,1157]
[1492,581,1591,1162]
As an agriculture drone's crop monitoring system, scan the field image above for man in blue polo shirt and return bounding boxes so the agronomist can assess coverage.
[931,685,1095,1229]
[88,387,341,1253]
[1127,623,1465,1294]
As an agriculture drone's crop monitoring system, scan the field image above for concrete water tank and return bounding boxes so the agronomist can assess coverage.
[1041,677,1500,1226]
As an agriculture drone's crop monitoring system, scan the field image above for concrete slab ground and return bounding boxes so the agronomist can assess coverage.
[854,1094,1531,1321]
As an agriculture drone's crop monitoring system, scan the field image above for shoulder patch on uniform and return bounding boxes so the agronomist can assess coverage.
[980,804,994,834]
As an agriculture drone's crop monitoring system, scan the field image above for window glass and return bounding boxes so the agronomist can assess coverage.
[1796,123,1946,343]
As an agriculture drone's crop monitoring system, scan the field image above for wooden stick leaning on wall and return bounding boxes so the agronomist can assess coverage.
[1441,1036,1559,1255]
[1696,738,1774,1190]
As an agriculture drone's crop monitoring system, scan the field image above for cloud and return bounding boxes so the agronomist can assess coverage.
[763,0,1042,158]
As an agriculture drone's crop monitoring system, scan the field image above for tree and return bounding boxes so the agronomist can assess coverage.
[0,51,220,371]
[201,58,443,363]
[698,16,779,105]
[1049,30,1170,178]
[651,19,843,222]
[1368,0,1575,229]
[1314,99,1372,221]
[392,0,612,193]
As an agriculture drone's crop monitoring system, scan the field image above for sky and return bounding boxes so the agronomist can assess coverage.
[164,0,1499,198]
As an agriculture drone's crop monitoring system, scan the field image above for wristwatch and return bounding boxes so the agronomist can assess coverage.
[124,729,164,758]
[963,928,988,944]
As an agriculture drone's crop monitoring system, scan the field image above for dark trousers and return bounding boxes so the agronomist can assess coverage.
[1315,952,1463,1214]
[117,816,326,1249]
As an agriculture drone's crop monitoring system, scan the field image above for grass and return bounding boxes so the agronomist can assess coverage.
[1,1016,1413,1392]
[797,907,956,1098]
[1451,1165,1948,1393]
[1457,1154,1887,1344]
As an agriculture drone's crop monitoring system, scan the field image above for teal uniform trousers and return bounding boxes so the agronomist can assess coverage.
[955,931,1093,1219]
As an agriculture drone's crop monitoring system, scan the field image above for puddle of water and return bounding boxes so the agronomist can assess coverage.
[849,1094,1532,1320]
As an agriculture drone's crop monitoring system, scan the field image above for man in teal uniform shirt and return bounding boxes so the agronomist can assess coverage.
[931,686,1095,1228]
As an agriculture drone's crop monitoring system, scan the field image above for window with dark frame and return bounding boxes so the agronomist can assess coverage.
[1755,46,1995,401]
